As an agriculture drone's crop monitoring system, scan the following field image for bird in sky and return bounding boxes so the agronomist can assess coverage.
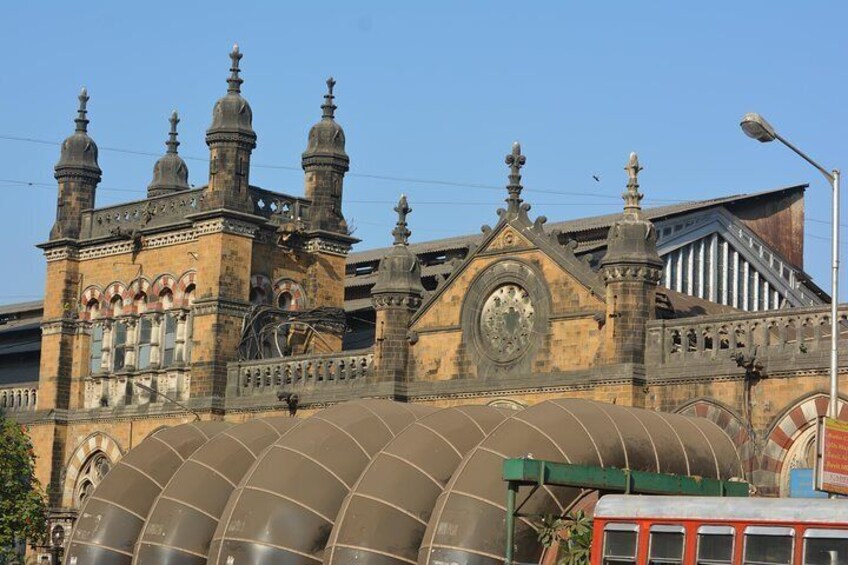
[592,175,600,182]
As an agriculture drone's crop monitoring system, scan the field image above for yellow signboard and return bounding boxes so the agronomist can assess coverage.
[816,417,848,495]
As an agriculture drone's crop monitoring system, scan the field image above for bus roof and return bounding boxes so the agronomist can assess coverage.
[594,495,848,525]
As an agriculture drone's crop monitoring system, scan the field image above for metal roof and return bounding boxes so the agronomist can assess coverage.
[347,185,807,266]
[595,495,848,524]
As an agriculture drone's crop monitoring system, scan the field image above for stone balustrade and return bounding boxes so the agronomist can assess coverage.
[647,305,848,368]
[229,349,374,397]
[82,189,204,239]
[0,383,38,411]
[248,187,311,225]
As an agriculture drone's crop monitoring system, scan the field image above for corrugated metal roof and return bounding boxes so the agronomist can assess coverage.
[346,185,807,265]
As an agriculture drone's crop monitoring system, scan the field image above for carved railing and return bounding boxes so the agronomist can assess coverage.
[0,383,38,411]
[647,305,848,367]
[248,187,311,225]
[230,349,373,397]
[82,188,205,239]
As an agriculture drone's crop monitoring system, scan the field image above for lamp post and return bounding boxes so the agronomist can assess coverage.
[50,524,64,565]
[740,113,841,421]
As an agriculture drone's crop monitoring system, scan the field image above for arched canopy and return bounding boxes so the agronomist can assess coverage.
[418,398,742,565]
[65,399,743,565]
[65,421,231,565]
[208,399,434,564]
[324,405,511,565]
[134,417,300,565]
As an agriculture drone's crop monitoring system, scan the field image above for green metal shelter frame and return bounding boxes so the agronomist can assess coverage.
[502,458,750,564]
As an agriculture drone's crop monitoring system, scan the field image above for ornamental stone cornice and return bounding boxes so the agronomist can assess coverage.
[371,293,423,311]
[601,264,663,283]
[41,319,78,335]
[191,297,251,317]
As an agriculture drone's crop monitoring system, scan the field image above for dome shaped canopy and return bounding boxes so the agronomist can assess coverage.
[302,77,349,168]
[148,111,190,197]
[206,45,256,144]
[55,88,101,178]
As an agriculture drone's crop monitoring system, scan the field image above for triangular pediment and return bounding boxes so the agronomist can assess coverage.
[410,204,606,325]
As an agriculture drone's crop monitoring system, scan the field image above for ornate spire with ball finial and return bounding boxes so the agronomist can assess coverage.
[392,194,412,246]
[51,87,101,240]
[149,110,189,197]
[227,43,243,94]
[75,88,90,133]
[622,152,644,218]
[505,141,526,213]
[322,77,337,120]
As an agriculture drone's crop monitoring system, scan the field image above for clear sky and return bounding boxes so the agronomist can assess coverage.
[1,1,846,305]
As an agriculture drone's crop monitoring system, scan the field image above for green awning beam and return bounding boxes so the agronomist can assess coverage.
[502,458,749,564]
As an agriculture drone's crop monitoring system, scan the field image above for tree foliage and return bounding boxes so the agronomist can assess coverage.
[534,510,593,565]
[0,415,47,564]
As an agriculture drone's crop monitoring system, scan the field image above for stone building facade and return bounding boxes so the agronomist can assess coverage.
[0,46,846,558]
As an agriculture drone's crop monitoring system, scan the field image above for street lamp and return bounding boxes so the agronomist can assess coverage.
[50,524,64,565]
[740,113,841,422]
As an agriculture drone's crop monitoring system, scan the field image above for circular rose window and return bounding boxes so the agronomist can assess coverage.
[479,284,535,362]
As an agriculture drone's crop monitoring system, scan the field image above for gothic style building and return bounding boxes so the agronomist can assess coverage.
[0,46,845,562]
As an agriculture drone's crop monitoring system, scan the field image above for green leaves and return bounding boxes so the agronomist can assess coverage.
[0,416,47,564]
[533,510,593,565]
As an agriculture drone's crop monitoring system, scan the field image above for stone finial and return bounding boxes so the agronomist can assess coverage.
[227,43,243,94]
[392,194,412,246]
[166,110,180,154]
[505,141,526,212]
[322,76,337,119]
[622,151,644,216]
[75,87,90,133]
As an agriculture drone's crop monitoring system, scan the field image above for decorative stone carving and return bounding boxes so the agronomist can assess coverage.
[480,284,535,362]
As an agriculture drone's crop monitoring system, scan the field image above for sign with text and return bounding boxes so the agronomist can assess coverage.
[816,416,848,495]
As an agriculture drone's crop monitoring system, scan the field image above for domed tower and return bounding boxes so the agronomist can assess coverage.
[148,111,190,198]
[302,77,350,234]
[371,195,424,385]
[50,88,101,240]
[204,44,256,212]
[600,153,664,364]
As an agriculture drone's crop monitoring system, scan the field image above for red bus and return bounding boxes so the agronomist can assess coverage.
[592,495,848,565]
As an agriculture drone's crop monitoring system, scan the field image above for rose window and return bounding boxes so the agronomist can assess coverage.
[479,284,535,361]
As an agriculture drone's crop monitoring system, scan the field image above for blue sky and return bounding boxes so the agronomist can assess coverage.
[1,1,846,305]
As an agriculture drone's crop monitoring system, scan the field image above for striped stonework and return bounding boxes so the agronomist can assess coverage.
[62,432,124,509]
[758,394,848,496]
[677,399,754,480]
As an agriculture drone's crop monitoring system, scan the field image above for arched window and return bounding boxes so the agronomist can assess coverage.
[184,284,196,307]
[74,452,112,507]
[87,299,100,319]
[110,296,123,317]
[134,293,147,314]
[249,287,266,306]
[160,288,174,310]
[278,291,293,310]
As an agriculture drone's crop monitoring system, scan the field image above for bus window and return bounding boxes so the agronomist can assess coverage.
[803,529,848,565]
[743,526,794,565]
[603,523,638,564]
[648,525,685,565]
[697,525,734,564]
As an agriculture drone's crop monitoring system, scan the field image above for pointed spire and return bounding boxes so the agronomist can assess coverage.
[392,194,412,245]
[227,43,243,94]
[75,87,90,133]
[622,152,644,218]
[166,110,180,154]
[322,76,337,119]
[504,141,526,212]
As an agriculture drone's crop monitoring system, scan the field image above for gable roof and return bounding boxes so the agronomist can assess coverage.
[347,184,807,268]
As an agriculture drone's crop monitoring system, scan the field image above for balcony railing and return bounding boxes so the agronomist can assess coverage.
[647,305,848,367]
[0,383,38,411]
[229,349,374,397]
[82,189,205,239]
[248,187,311,226]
